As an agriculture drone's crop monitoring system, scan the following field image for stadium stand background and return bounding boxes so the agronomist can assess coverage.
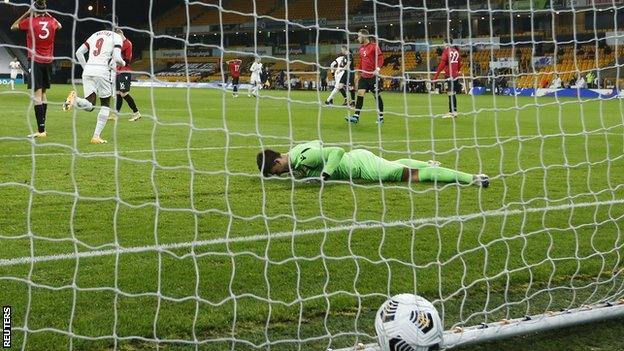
[2,0,624,91]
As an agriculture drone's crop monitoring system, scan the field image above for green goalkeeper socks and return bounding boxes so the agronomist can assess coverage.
[417,167,473,184]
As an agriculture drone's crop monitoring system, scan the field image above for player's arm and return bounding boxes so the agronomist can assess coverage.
[76,44,88,69]
[432,50,447,81]
[375,45,384,75]
[124,41,133,63]
[329,60,337,74]
[296,146,344,181]
[112,46,125,67]
[48,14,62,30]
[11,10,30,31]
[320,147,345,180]
[112,36,126,67]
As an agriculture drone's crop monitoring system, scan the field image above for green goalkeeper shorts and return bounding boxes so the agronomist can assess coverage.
[337,149,404,182]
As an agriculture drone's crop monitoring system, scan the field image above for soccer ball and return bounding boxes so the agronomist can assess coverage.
[374,294,443,351]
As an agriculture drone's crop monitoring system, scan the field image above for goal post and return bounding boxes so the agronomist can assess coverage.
[2,0,624,350]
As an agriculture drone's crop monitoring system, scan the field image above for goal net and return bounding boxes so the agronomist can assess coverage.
[1,0,624,350]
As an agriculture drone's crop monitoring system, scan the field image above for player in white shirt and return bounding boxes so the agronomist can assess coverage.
[248,56,262,97]
[550,74,562,89]
[324,53,348,105]
[8,57,23,90]
[62,26,125,144]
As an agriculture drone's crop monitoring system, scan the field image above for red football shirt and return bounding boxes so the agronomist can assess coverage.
[118,38,133,72]
[19,14,59,64]
[433,47,462,80]
[359,42,384,78]
[228,60,242,78]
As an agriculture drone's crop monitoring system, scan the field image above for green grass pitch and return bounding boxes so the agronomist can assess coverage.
[0,85,623,350]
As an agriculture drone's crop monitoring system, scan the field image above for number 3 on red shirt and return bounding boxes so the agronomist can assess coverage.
[38,21,50,40]
[93,38,104,57]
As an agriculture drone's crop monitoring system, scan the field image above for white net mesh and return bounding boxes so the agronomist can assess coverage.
[1,0,624,350]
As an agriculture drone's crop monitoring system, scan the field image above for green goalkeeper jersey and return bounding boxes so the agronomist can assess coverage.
[287,141,405,182]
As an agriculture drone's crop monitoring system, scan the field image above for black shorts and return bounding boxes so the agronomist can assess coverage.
[232,76,239,85]
[340,71,355,86]
[357,76,381,93]
[116,72,132,93]
[447,78,462,94]
[27,62,52,90]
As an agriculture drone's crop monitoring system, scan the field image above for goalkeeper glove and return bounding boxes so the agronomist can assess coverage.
[303,172,330,184]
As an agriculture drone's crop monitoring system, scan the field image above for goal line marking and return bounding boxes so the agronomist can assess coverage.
[1,198,622,267]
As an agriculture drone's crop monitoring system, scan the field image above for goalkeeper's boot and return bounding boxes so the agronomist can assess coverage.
[376,117,384,125]
[473,174,489,188]
[442,112,455,119]
[345,115,359,124]
[90,137,108,144]
[27,131,47,139]
[325,99,333,105]
[342,99,348,106]
[62,91,76,112]
[129,111,142,122]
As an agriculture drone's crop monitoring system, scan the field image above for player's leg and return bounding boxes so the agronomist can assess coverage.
[444,79,457,118]
[41,89,47,116]
[232,77,239,97]
[9,76,15,90]
[69,92,96,111]
[248,78,254,96]
[119,73,140,121]
[64,76,96,112]
[325,81,343,105]
[452,79,462,116]
[347,78,368,123]
[91,82,112,144]
[40,65,51,132]
[115,73,124,114]
[27,64,47,138]
[394,159,438,169]
[337,73,348,105]
[29,88,47,138]
[373,77,384,124]
[406,166,488,187]
[346,149,405,182]
[116,91,124,114]
[348,72,356,104]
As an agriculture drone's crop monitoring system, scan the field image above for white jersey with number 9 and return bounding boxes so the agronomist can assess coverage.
[83,30,124,80]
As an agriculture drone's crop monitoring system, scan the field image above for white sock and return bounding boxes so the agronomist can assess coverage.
[327,86,341,102]
[10,80,14,90]
[93,107,110,138]
[75,96,94,110]
[248,84,254,94]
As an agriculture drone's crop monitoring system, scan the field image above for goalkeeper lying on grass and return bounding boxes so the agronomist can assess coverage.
[257,140,489,187]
